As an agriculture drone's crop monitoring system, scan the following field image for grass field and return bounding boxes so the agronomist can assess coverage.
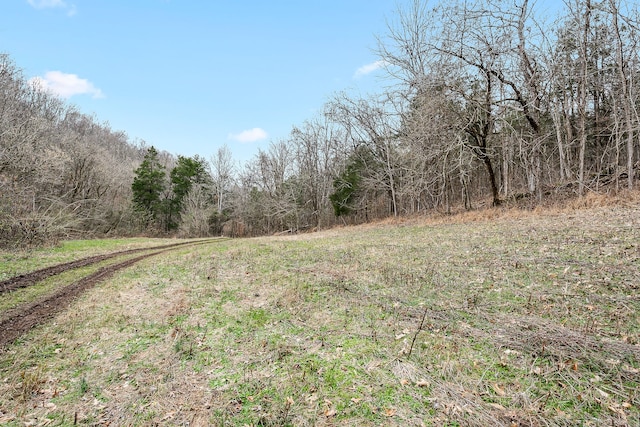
[0,202,639,426]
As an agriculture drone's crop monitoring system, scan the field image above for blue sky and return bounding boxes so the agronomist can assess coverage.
[2,0,407,163]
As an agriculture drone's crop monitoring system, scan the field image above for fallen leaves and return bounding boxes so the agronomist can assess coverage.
[488,402,506,411]
[492,383,506,397]
[596,388,610,399]
[160,411,177,422]
[324,407,337,417]
[383,407,397,417]
[415,379,430,388]
[323,398,336,417]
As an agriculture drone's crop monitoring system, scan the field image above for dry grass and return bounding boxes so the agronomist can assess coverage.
[1,199,639,426]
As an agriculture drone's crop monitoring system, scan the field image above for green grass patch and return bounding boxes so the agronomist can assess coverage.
[1,208,639,425]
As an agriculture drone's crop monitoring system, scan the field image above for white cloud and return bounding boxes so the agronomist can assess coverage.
[353,60,387,79]
[28,0,65,7]
[29,71,104,99]
[228,128,268,143]
[27,0,77,16]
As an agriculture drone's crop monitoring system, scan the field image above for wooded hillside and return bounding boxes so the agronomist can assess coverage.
[0,54,149,246]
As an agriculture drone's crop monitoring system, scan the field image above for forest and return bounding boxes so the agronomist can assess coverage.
[1,0,639,247]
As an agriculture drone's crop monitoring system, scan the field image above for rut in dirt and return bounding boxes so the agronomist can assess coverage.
[0,239,217,294]
[0,240,221,348]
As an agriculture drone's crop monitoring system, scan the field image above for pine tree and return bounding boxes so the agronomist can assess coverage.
[329,154,364,217]
[131,147,166,224]
[168,155,210,229]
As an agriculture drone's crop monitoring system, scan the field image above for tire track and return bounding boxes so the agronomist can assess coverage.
[0,239,222,348]
[0,239,219,294]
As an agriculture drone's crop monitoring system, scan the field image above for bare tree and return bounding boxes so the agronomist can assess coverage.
[290,114,345,228]
[210,144,235,214]
[576,0,593,195]
[327,93,402,216]
[376,0,507,206]
[234,141,299,234]
[179,184,214,237]
[608,0,639,189]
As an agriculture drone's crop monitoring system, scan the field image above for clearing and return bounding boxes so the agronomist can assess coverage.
[0,202,638,426]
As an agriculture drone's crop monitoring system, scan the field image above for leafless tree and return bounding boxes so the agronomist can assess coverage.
[607,0,639,189]
[179,183,214,237]
[210,144,235,214]
[290,114,345,228]
[327,93,402,216]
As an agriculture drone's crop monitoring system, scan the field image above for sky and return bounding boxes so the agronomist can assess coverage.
[2,0,408,163]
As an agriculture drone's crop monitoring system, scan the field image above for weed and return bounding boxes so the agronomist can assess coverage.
[18,368,43,401]
[79,377,89,395]
[173,330,196,361]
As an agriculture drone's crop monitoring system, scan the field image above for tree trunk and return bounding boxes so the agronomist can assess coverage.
[578,0,592,196]
[610,0,635,190]
[483,151,501,207]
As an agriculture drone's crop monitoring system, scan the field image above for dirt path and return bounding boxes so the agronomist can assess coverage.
[0,240,213,294]
[0,239,222,348]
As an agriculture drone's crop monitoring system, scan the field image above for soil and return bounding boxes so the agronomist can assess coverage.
[0,240,218,348]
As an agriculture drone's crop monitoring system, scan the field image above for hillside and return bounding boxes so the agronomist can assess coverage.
[0,201,639,426]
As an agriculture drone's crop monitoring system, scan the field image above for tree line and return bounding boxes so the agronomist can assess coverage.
[2,0,639,246]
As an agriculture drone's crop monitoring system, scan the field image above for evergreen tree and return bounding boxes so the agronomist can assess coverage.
[329,154,364,217]
[168,155,210,229]
[131,147,166,224]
